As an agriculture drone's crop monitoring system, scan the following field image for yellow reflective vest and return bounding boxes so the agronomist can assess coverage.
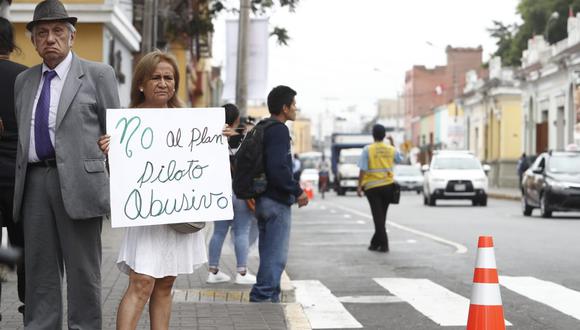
[361,142,395,190]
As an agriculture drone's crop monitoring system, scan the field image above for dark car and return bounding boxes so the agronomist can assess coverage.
[521,151,580,217]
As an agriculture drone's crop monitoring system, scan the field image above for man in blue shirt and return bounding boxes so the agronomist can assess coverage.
[249,85,309,303]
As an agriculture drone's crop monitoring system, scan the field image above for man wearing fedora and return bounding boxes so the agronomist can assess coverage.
[13,0,119,328]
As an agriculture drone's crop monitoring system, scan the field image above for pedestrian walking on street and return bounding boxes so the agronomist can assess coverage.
[0,16,27,321]
[249,85,309,303]
[516,152,529,190]
[357,125,398,253]
[207,103,257,285]
[292,153,302,182]
[12,0,120,328]
[98,50,209,330]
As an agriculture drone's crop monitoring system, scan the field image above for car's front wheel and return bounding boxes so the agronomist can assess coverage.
[521,195,533,216]
[540,193,552,218]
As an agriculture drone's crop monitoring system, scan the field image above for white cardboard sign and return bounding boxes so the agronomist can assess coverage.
[106,108,233,228]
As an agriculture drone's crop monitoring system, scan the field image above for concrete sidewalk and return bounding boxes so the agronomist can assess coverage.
[0,221,310,330]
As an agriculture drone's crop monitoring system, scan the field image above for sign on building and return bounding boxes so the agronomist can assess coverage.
[106,108,233,228]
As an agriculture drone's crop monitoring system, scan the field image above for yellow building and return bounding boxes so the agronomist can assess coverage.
[8,0,140,106]
[461,57,522,188]
[290,116,312,154]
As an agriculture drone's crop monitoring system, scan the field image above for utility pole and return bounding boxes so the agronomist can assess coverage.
[236,0,250,117]
[142,0,157,53]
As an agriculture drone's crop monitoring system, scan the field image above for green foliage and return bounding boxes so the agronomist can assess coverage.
[162,0,299,46]
[489,0,580,67]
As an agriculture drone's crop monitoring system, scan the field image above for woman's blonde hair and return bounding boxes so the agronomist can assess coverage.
[130,50,185,108]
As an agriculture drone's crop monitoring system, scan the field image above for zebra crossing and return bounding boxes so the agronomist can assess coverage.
[293,277,580,329]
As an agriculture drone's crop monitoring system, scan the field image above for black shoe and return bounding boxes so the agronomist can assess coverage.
[378,245,389,253]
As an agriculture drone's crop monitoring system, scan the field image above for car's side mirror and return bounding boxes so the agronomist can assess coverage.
[533,167,544,174]
[482,164,491,173]
[421,164,429,172]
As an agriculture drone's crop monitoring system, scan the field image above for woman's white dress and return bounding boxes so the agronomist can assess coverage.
[117,224,207,278]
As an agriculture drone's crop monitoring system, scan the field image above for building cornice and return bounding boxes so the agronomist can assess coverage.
[10,3,141,51]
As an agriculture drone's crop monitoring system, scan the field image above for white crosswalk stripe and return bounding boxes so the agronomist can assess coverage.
[500,276,580,320]
[293,280,363,329]
[294,277,580,328]
[376,278,477,326]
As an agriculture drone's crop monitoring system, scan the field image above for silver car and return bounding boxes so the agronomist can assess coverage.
[394,165,424,194]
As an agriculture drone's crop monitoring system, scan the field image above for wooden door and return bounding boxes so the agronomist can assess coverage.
[536,122,548,154]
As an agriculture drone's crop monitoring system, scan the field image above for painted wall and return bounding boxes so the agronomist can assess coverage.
[499,95,523,160]
[12,23,103,67]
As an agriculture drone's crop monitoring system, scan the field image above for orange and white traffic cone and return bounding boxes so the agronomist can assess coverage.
[467,236,506,330]
[304,182,314,200]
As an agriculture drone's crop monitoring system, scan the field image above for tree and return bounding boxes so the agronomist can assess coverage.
[159,0,298,58]
[489,0,580,67]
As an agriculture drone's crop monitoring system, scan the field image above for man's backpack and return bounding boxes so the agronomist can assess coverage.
[233,118,280,199]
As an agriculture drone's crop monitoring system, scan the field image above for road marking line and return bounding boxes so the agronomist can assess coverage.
[500,276,580,320]
[331,203,467,254]
[375,278,512,326]
[293,280,363,329]
[337,295,403,304]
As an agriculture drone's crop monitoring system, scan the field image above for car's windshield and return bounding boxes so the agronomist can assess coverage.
[394,166,422,176]
[431,157,481,170]
[548,155,580,173]
[340,155,360,164]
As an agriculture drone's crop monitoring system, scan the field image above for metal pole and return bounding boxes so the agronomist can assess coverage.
[236,0,250,117]
[142,0,154,53]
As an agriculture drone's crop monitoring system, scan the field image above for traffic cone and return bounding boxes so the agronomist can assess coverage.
[467,236,506,330]
[304,182,314,200]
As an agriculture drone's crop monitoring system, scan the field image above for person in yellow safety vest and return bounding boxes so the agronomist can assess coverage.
[356,124,401,252]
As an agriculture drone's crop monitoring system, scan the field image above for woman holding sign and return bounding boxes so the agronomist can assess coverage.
[98,50,218,329]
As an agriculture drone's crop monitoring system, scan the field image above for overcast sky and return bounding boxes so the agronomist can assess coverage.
[213,0,522,118]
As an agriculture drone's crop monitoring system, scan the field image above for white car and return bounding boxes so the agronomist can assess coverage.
[394,165,424,194]
[422,151,489,206]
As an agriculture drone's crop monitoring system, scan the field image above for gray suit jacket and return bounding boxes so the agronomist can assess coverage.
[13,53,120,221]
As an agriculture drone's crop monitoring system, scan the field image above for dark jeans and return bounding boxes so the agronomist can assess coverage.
[364,184,394,250]
[0,184,26,306]
[250,196,291,303]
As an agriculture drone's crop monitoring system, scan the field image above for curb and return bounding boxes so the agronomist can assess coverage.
[173,270,296,304]
[488,192,520,201]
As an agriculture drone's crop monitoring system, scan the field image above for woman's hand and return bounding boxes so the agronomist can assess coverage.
[222,124,238,137]
[98,134,110,155]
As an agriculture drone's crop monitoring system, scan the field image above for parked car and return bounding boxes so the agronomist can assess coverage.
[521,150,580,217]
[394,165,424,194]
[422,150,489,206]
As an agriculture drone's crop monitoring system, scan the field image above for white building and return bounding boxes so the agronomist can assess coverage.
[520,13,580,154]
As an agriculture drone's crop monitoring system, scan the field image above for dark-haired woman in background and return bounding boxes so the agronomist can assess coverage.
[206,103,257,285]
[0,16,27,320]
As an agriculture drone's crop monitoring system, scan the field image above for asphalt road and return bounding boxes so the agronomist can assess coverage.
[287,191,580,329]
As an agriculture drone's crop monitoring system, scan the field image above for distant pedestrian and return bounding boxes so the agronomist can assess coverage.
[292,153,302,182]
[0,16,27,321]
[13,1,120,327]
[249,85,309,303]
[516,152,529,189]
[357,124,398,253]
[207,103,257,285]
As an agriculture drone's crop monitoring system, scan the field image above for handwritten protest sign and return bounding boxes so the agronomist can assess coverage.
[106,108,233,228]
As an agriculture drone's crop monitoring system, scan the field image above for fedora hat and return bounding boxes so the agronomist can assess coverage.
[26,0,77,31]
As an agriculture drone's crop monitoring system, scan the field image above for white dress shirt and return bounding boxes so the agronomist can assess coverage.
[28,51,73,162]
